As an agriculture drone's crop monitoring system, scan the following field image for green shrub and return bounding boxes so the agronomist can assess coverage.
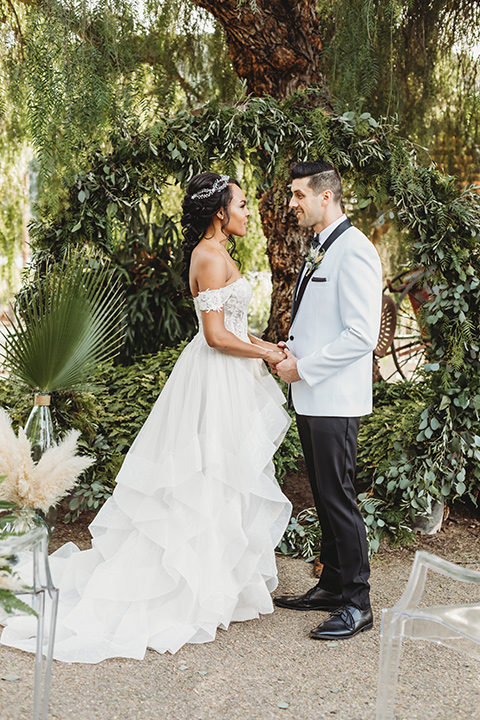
[110,210,197,364]
[357,376,480,553]
[356,380,430,493]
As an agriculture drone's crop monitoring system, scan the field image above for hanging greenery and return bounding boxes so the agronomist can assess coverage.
[26,91,388,250]
[359,164,480,550]
[23,89,480,546]
[317,0,480,183]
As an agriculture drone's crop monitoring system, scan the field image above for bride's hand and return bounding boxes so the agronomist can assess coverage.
[265,348,287,365]
[258,341,284,356]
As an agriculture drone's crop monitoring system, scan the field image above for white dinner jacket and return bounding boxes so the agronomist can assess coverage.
[288,215,382,417]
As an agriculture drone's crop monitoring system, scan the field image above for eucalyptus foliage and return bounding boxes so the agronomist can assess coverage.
[359,168,480,551]
[28,91,393,253]
[0,248,125,392]
[277,508,322,561]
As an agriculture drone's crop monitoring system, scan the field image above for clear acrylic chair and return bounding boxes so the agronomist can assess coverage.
[376,549,480,720]
[0,524,60,720]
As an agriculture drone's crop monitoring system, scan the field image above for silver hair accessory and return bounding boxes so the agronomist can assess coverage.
[190,175,229,200]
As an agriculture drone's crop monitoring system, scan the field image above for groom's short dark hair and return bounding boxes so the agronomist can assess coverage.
[291,161,343,204]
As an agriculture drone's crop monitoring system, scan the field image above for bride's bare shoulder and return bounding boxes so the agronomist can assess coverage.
[191,241,224,263]
[190,244,228,286]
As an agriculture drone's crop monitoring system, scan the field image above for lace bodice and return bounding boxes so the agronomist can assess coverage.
[193,277,252,342]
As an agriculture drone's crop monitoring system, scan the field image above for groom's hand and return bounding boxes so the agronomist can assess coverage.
[276,347,301,383]
[268,341,288,373]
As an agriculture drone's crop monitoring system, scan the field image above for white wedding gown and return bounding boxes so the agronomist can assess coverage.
[1,277,292,663]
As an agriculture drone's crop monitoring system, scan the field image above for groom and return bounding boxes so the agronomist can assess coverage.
[274,160,382,640]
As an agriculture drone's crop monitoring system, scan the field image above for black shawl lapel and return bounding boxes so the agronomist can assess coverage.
[290,218,352,324]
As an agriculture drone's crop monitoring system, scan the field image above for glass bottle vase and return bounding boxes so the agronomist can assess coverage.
[1,506,48,535]
[24,393,55,462]
[23,393,57,539]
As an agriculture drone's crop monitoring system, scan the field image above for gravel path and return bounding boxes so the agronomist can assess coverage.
[1,544,480,720]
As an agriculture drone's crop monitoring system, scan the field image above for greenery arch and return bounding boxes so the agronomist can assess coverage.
[27,89,480,548]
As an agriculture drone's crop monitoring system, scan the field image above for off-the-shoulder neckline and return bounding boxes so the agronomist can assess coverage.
[193,276,245,299]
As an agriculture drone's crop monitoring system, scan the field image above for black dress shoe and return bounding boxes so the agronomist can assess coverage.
[273,586,343,611]
[309,604,373,640]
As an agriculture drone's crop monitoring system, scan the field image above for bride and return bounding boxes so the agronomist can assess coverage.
[1,172,292,663]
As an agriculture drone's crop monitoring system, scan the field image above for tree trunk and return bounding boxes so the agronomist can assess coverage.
[259,185,310,342]
[192,0,330,336]
[192,0,326,98]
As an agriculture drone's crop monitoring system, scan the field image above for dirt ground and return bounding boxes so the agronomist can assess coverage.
[2,468,480,720]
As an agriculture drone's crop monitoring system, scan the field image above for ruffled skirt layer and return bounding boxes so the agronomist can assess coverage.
[1,336,292,663]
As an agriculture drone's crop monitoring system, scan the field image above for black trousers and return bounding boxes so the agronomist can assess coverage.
[296,414,370,611]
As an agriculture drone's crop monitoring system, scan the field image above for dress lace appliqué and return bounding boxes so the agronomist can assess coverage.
[194,277,252,342]
[195,287,226,313]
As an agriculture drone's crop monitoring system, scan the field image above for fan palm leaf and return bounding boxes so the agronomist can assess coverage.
[0,249,125,392]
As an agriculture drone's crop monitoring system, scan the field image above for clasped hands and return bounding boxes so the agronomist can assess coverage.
[268,341,301,383]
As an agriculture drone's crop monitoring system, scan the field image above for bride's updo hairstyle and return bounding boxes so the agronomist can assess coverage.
[181,172,240,288]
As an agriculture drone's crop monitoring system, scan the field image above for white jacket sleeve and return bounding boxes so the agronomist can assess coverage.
[296,237,382,387]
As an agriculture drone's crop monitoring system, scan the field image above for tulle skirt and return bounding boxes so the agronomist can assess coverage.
[1,335,292,663]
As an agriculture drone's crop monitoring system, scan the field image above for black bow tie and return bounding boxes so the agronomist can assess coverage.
[311,233,321,249]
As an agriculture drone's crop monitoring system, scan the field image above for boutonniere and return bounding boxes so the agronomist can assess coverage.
[305,245,325,274]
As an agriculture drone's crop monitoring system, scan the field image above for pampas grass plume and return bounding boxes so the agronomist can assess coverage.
[0,570,25,592]
[0,408,94,512]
